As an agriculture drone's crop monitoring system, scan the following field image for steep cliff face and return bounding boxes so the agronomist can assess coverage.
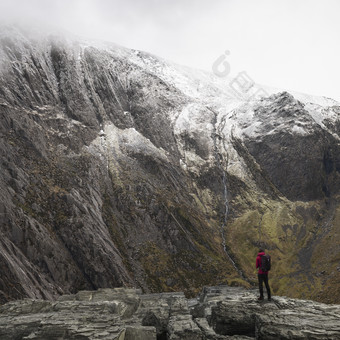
[0,26,339,304]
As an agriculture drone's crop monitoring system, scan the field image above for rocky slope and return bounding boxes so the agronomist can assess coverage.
[0,25,340,304]
[0,286,340,339]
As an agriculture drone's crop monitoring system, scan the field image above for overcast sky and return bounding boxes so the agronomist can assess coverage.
[0,0,339,101]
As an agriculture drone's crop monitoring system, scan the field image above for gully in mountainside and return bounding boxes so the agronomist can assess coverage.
[208,106,250,283]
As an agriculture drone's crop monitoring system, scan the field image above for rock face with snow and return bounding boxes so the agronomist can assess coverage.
[0,26,340,304]
[0,286,340,339]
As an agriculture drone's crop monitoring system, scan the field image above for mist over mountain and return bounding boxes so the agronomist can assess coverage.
[0,25,340,305]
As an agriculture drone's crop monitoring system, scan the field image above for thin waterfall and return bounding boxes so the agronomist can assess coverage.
[99,124,109,171]
[208,107,249,282]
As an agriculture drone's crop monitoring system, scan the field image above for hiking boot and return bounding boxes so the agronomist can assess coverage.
[268,298,272,301]
[258,296,264,300]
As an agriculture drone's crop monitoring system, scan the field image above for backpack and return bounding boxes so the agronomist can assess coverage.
[261,254,271,272]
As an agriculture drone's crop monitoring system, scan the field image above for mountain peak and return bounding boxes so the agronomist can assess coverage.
[0,26,340,305]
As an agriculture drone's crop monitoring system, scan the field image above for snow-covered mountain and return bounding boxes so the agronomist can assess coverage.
[1,26,339,304]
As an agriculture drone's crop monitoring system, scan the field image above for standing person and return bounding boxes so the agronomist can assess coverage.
[256,248,271,301]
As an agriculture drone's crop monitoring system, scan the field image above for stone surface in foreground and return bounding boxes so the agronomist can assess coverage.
[0,286,339,339]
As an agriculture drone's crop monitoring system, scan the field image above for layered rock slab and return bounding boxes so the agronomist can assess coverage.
[206,287,340,339]
[0,286,339,339]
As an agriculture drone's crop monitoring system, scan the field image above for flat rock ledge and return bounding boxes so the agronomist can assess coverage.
[0,286,339,339]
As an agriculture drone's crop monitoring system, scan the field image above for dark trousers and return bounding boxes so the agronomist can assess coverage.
[258,274,271,299]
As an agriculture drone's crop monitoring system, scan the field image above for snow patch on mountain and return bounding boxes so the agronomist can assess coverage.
[88,123,169,165]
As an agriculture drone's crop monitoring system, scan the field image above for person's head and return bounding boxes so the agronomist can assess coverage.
[259,248,264,253]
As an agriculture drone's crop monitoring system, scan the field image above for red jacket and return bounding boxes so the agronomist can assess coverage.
[256,252,268,274]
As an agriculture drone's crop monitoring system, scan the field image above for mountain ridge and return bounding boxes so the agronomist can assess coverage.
[0,26,340,304]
